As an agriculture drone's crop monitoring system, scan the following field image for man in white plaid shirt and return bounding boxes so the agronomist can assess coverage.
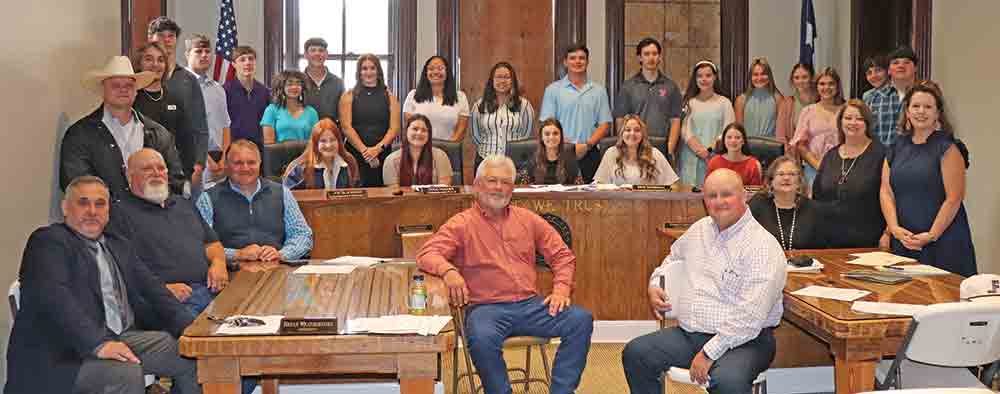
[623,169,787,394]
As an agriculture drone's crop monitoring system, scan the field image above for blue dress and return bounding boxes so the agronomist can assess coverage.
[888,130,976,276]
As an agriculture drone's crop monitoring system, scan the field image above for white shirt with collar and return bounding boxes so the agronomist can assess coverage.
[186,67,231,152]
[101,107,145,166]
[649,207,787,360]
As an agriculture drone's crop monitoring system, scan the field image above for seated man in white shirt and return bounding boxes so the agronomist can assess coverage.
[622,169,787,394]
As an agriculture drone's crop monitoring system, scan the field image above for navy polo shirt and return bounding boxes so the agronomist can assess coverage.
[108,194,219,284]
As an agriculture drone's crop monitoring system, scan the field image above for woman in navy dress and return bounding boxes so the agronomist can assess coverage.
[880,82,976,276]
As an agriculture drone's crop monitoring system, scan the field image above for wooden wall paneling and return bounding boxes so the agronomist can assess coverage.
[121,0,165,58]
[262,0,283,87]
[553,0,587,80]
[719,0,749,99]
[911,0,932,81]
[392,0,418,106]
[436,0,459,80]
[605,0,625,112]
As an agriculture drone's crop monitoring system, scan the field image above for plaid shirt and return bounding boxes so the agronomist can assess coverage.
[649,209,787,360]
[864,83,903,146]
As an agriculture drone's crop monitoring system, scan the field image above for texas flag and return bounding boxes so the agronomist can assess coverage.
[799,0,817,65]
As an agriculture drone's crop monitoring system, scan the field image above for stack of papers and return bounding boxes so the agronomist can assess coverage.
[875,264,951,276]
[791,285,871,301]
[513,184,586,193]
[322,256,390,267]
[293,265,357,275]
[851,301,927,316]
[214,315,284,335]
[347,315,452,336]
[846,251,917,267]
[787,259,824,273]
[411,184,451,191]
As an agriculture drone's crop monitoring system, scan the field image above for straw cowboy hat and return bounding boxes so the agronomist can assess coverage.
[82,56,157,96]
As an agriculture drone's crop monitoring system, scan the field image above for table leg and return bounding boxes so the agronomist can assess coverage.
[198,358,241,394]
[203,383,241,394]
[261,378,279,394]
[400,378,435,394]
[834,356,876,394]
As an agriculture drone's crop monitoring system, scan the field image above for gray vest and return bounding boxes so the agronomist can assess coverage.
[205,179,286,250]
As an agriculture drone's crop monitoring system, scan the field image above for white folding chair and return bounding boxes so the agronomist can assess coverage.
[876,301,1000,390]
[665,367,767,394]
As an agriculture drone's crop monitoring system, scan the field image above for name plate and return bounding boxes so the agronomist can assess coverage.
[744,185,764,194]
[419,186,460,194]
[280,317,338,335]
[326,189,368,199]
[396,224,433,234]
[632,184,672,192]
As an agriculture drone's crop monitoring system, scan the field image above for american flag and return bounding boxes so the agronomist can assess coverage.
[212,0,237,82]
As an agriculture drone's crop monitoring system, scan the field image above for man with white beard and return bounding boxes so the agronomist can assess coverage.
[416,155,593,394]
[109,148,229,317]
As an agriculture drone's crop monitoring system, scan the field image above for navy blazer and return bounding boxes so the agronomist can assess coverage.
[5,223,194,394]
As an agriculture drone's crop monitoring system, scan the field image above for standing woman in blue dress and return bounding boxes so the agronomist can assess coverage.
[677,60,735,186]
[880,82,976,276]
[735,57,783,138]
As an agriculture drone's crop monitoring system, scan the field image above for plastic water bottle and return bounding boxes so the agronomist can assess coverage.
[410,275,427,315]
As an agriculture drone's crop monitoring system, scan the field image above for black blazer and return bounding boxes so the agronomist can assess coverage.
[5,223,193,394]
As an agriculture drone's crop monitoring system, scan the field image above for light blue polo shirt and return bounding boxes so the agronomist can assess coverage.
[539,76,613,144]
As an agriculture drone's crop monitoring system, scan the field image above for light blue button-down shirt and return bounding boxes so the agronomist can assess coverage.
[649,208,787,360]
[188,68,232,152]
[195,179,314,261]
[538,76,612,144]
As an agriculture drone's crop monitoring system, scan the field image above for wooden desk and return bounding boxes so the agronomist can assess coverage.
[178,261,452,394]
[784,249,963,394]
[295,187,706,320]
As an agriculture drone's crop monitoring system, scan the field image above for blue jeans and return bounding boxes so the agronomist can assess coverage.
[622,326,775,394]
[465,296,593,394]
[181,282,216,319]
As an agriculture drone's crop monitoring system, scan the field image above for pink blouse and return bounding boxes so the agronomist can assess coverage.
[789,104,840,160]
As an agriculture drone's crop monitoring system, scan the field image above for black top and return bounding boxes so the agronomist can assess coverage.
[165,66,209,170]
[350,85,391,147]
[520,152,580,185]
[749,193,830,250]
[134,88,196,174]
[812,142,887,248]
[108,194,219,284]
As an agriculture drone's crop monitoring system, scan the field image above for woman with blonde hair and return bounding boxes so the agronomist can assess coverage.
[283,119,360,189]
[735,57,784,137]
[790,67,846,188]
[339,54,400,186]
[594,115,678,185]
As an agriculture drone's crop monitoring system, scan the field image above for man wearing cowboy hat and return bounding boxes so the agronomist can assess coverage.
[60,55,186,200]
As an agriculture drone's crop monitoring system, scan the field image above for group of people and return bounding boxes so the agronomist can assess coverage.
[6,10,980,394]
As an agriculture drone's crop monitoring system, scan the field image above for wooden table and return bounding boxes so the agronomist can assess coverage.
[295,187,706,320]
[178,261,452,394]
[783,249,963,394]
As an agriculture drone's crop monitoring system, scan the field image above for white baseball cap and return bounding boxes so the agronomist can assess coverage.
[960,274,1000,301]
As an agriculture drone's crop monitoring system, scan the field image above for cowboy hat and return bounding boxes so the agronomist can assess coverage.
[81,56,157,96]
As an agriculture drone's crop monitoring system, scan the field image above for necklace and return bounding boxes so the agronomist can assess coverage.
[143,89,164,102]
[774,200,797,251]
[838,142,869,184]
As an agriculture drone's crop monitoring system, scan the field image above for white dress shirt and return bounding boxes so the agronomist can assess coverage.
[649,208,787,360]
[102,107,144,166]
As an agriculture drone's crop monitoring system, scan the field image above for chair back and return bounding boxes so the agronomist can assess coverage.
[263,140,308,178]
[507,138,538,172]
[432,139,463,185]
[905,301,1000,367]
[8,280,19,319]
[746,136,784,172]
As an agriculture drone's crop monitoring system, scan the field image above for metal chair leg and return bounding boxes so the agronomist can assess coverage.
[540,343,552,385]
[524,344,533,392]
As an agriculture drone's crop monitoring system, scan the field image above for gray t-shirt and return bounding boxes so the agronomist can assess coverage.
[613,71,682,138]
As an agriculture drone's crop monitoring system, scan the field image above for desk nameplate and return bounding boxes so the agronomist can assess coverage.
[418,186,460,194]
[327,190,368,199]
[280,317,339,335]
[632,184,672,191]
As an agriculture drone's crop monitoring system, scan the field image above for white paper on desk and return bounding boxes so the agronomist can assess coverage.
[347,315,452,336]
[322,256,389,267]
[411,184,450,192]
[214,315,284,335]
[293,265,356,275]
[851,301,927,316]
[787,259,824,273]
[792,285,871,301]
[847,251,917,266]
[876,264,951,276]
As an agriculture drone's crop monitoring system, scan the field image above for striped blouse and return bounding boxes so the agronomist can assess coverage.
[471,97,535,158]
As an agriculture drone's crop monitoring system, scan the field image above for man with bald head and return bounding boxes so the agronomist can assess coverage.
[623,169,787,394]
[61,55,186,199]
[108,148,228,317]
[7,176,199,394]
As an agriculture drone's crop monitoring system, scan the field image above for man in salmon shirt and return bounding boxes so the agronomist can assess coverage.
[417,154,594,394]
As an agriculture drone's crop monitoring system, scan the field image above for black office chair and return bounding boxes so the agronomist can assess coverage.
[432,139,463,185]
[506,138,538,172]
[746,136,785,172]
[262,141,308,180]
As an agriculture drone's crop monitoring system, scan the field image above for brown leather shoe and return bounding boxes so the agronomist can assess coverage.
[145,383,169,394]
